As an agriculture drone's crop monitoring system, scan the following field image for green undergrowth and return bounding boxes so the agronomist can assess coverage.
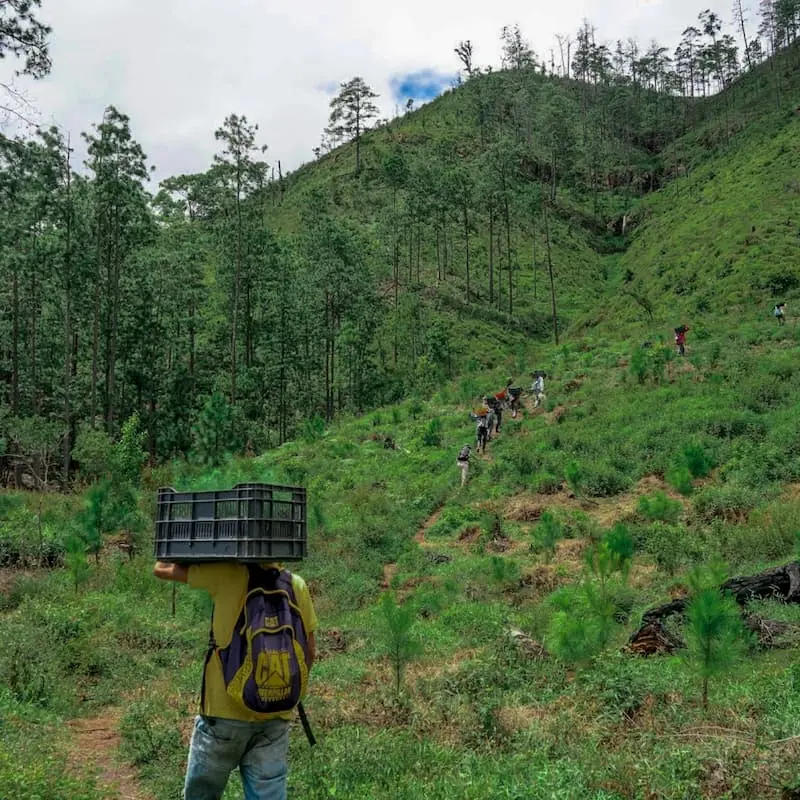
[2,323,800,798]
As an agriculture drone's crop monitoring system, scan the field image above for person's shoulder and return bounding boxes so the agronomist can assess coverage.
[288,570,311,594]
[188,562,247,591]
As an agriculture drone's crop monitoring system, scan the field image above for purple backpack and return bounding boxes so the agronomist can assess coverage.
[211,566,310,714]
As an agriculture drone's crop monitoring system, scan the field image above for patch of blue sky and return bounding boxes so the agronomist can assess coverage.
[389,69,457,103]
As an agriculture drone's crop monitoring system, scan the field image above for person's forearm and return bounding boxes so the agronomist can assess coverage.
[153,561,189,583]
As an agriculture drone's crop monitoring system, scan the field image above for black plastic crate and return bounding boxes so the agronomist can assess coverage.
[154,483,307,563]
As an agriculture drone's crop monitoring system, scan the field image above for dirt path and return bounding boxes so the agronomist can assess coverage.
[414,505,445,547]
[67,708,154,800]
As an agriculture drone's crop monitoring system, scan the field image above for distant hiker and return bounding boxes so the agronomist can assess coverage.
[153,561,318,800]
[507,380,523,418]
[774,302,786,326]
[475,413,489,453]
[531,372,546,408]
[488,393,504,433]
[674,325,688,357]
[457,444,471,488]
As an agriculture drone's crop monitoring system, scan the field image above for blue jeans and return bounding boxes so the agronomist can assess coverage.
[184,715,290,800]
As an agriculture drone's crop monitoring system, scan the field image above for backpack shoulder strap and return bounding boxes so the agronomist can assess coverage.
[200,601,217,714]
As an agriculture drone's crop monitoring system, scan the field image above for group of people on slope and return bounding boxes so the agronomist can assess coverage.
[675,302,786,358]
[457,371,547,488]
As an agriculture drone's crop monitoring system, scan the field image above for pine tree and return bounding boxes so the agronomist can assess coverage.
[685,564,749,711]
[325,77,380,175]
[0,0,51,79]
[191,390,240,466]
[380,592,422,697]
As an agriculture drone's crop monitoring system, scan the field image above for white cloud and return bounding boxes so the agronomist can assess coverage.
[1,0,753,182]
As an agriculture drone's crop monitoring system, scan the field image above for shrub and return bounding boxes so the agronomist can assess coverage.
[682,443,714,478]
[666,464,694,496]
[407,397,424,419]
[638,522,685,574]
[693,483,762,523]
[488,556,521,590]
[422,417,443,447]
[533,511,563,561]
[601,524,635,578]
[638,491,682,524]
[580,462,632,498]
[533,471,561,495]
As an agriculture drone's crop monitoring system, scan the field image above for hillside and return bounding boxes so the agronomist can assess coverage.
[4,28,800,800]
[3,311,800,797]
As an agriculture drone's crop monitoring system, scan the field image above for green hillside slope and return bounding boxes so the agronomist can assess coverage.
[594,100,800,337]
[3,312,800,796]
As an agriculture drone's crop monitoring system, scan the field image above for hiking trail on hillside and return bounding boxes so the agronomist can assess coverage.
[414,505,445,547]
[67,708,154,800]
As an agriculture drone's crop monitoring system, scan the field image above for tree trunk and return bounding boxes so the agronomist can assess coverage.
[543,203,559,345]
[463,201,471,303]
[628,562,800,655]
[106,201,120,433]
[488,210,494,305]
[532,214,538,301]
[355,109,361,176]
[30,228,39,412]
[11,264,19,415]
[504,195,513,315]
[90,231,102,426]
[62,139,73,482]
[232,181,243,405]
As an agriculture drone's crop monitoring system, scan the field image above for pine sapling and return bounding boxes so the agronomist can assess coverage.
[684,564,749,711]
[380,592,422,697]
[534,511,563,562]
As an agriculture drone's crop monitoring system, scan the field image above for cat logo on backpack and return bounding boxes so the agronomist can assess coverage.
[208,566,311,715]
[255,650,292,703]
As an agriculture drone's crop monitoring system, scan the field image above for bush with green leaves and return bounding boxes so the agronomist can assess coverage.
[637,522,685,574]
[532,511,564,562]
[638,491,682,524]
[666,464,694,496]
[681,442,714,478]
[692,482,763,523]
[580,461,632,498]
[192,390,245,464]
[422,416,443,447]
[488,555,521,591]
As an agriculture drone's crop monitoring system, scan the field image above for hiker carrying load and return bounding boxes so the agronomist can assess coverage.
[507,378,523,419]
[486,393,504,434]
[774,302,786,326]
[153,558,318,800]
[531,371,546,409]
[674,325,689,357]
[457,444,471,488]
[470,407,490,453]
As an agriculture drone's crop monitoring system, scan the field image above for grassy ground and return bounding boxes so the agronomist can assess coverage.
[2,313,800,798]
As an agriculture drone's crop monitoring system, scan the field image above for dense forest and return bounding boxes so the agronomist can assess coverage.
[1,0,799,480]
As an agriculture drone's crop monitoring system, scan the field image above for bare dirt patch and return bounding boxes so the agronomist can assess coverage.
[545,405,569,425]
[504,474,691,530]
[67,708,154,800]
[414,506,444,547]
[0,566,42,596]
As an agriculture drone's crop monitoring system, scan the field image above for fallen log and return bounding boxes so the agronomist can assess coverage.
[629,561,800,655]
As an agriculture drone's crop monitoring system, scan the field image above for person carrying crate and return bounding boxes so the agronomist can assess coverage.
[154,557,317,800]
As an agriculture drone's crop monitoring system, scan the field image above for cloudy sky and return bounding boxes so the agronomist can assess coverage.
[2,0,753,183]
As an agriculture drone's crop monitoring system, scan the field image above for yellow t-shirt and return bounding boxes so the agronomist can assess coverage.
[188,562,318,722]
